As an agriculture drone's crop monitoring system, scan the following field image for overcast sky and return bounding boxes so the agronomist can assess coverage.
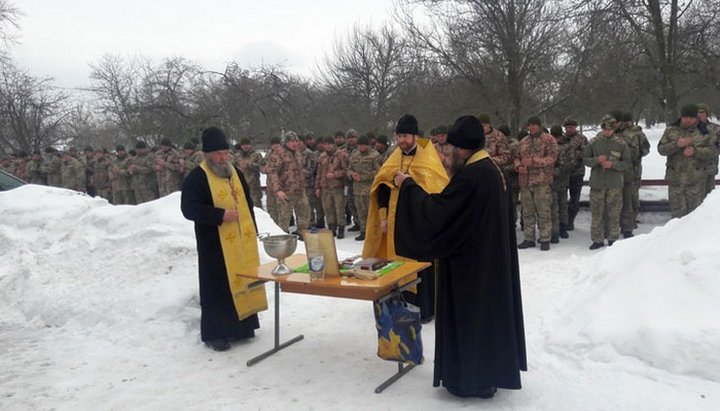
[11,0,395,88]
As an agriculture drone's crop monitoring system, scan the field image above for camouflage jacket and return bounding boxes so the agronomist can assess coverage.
[155,148,183,184]
[129,153,157,190]
[93,158,112,190]
[181,151,203,177]
[583,133,631,189]
[658,123,717,185]
[485,128,513,168]
[565,131,589,177]
[515,132,558,187]
[348,148,381,193]
[42,156,63,186]
[616,126,643,181]
[552,136,576,190]
[110,155,133,191]
[315,147,349,191]
[234,149,264,188]
[266,146,305,196]
[61,157,86,191]
[301,148,318,190]
[376,147,392,165]
[24,159,46,184]
[699,121,720,175]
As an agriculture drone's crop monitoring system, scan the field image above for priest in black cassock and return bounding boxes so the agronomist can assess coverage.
[181,127,265,352]
[392,115,527,398]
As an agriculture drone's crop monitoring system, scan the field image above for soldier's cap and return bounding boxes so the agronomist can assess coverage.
[434,125,449,134]
[563,117,578,126]
[345,128,359,138]
[129,149,137,156]
[160,137,173,147]
[526,116,542,126]
[357,135,370,145]
[298,134,307,143]
[622,112,633,122]
[429,127,436,136]
[323,136,335,144]
[135,141,148,149]
[95,147,105,153]
[182,141,195,150]
[476,112,492,124]
[376,135,389,145]
[497,124,512,137]
[680,104,699,118]
[601,115,617,129]
[270,136,282,145]
[334,130,345,138]
[201,127,229,153]
[305,131,315,138]
[239,137,251,145]
[697,103,710,114]
[284,131,299,143]
[610,110,624,123]
[550,125,563,137]
[395,114,419,135]
[83,145,94,152]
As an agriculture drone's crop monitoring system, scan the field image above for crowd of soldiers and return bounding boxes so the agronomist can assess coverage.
[2,103,717,250]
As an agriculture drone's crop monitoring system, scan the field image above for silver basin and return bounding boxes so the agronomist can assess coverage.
[258,234,298,275]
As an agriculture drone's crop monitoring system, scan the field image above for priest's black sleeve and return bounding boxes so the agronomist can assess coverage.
[377,183,391,209]
[181,168,225,226]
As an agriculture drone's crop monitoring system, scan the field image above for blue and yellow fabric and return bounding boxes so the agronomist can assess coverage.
[373,296,423,365]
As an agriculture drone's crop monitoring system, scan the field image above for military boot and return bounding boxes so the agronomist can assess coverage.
[354,231,365,241]
[517,240,536,249]
[567,214,576,231]
[589,242,604,250]
[559,223,569,238]
[329,225,337,237]
[550,235,559,244]
[336,226,345,239]
[315,217,325,229]
[348,224,361,232]
[540,241,550,251]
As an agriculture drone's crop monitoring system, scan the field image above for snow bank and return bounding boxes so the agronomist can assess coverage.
[548,190,720,381]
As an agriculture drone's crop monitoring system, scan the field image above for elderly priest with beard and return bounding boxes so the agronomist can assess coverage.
[181,127,266,352]
[392,116,527,398]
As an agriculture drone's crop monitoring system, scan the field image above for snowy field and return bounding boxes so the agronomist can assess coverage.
[1,124,719,410]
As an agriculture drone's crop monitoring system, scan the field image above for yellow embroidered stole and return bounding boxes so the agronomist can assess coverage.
[362,138,449,260]
[200,161,267,320]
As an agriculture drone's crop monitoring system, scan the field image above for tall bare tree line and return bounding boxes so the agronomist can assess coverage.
[2,0,720,155]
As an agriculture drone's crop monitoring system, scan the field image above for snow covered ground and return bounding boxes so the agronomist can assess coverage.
[1,125,719,410]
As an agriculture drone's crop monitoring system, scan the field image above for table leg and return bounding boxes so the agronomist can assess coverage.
[247,281,304,366]
[374,362,416,393]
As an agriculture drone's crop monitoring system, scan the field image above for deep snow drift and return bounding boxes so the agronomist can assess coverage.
[1,183,718,409]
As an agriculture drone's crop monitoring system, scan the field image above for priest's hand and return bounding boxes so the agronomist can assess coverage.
[381,220,388,234]
[223,209,238,222]
[393,171,410,187]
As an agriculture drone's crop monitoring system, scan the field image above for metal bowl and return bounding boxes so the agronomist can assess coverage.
[258,234,298,275]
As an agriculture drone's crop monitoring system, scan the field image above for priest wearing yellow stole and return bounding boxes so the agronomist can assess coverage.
[181,127,266,352]
[362,114,449,321]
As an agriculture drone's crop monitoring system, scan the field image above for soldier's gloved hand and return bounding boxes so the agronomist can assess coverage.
[517,166,527,174]
[522,157,533,166]
[598,155,607,163]
[683,146,695,157]
[223,209,238,222]
[277,191,288,202]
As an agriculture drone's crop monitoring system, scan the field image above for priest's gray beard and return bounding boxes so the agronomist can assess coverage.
[450,150,466,175]
[208,159,233,178]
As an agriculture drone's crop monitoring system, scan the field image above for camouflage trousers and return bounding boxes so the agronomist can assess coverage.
[321,188,346,228]
[551,187,568,236]
[346,184,358,226]
[620,181,637,233]
[520,185,552,242]
[277,193,311,233]
[249,185,263,210]
[113,189,135,205]
[266,190,279,224]
[306,187,324,226]
[567,174,584,221]
[134,188,156,204]
[633,176,642,218]
[668,182,705,219]
[158,176,182,197]
[353,191,370,232]
[589,188,622,243]
[47,175,62,188]
[507,173,520,227]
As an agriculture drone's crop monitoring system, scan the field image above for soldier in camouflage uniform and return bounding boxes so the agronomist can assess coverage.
[316,136,349,238]
[433,125,455,177]
[154,138,183,197]
[499,126,521,227]
[129,141,158,204]
[110,145,135,205]
[584,115,631,249]
[299,136,324,227]
[233,138,264,210]
[345,129,361,231]
[42,147,62,187]
[24,150,46,185]
[12,152,27,180]
[658,104,718,218]
[92,149,113,199]
[347,135,381,241]
[563,118,588,231]
[613,111,643,238]
[697,104,720,196]
[266,132,311,234]
[179,141,203,178]
[0,156,12,174]
[622,113,650,222]
[60,150,86,192]
[82,146,96,196]
[515,117,558,251]
[478,113,513,170]
[262,137,283,224]
[375,135,392,165]
[549,126,575,242]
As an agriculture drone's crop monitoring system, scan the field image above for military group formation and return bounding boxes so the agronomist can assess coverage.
[2,103,717,250]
